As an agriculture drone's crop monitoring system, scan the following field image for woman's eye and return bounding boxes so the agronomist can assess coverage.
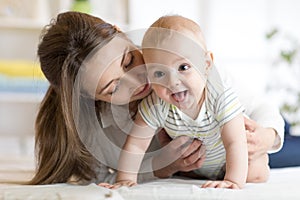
[124,52,134,69]
[178,64,190,71]
[153,71,165,78]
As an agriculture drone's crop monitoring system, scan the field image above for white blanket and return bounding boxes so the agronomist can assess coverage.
[0,156,299,200]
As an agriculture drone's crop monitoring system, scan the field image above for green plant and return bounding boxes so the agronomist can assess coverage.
[71,0,91,14]
[266,28,300,133]
[266,28,299,65]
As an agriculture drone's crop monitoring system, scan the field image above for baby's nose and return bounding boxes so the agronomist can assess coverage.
[168,71,181,89]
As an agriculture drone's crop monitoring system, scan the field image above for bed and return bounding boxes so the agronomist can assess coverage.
[1,155,299,200]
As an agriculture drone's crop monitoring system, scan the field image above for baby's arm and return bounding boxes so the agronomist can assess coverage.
[114,113,156,188]
[202,113,248,189]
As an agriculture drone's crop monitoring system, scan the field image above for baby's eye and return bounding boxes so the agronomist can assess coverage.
[153,71,165,78]
[178,64,190,71]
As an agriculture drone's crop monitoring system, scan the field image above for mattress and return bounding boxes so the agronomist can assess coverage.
[0,156,299,200]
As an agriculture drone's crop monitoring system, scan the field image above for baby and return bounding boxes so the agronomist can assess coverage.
[103,15,269,189]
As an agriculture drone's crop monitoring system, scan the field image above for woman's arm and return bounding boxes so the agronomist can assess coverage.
[243,101,284,154]
[244,116,279,161]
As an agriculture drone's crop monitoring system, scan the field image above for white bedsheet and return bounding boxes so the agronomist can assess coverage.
[0,156,299,200]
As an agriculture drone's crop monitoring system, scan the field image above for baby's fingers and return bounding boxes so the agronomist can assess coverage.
[98,182,114,189]
[201,180,218,188]
[201,180,240,189]
[111,181,137,189]
[215,181,239,189]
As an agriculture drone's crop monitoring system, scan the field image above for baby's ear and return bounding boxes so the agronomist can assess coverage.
[205,51,214,69]
[207,51,214,61]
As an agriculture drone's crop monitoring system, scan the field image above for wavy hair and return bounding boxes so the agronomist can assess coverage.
[29,11,120,184]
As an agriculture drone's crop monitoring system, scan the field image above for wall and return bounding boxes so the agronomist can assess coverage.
[0,0,72,156]
[128,0,300,95]
[0,0,299,155]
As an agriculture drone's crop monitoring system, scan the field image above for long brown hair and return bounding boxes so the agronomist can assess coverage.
[29,11,120,184]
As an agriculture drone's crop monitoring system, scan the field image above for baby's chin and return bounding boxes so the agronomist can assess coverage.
[172,97,199,111]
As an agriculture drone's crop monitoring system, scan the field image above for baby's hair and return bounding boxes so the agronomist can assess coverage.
[141,15,210,88]
[147,15,207,50]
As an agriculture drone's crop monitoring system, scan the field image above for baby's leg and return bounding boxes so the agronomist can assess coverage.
[247,153,270,183]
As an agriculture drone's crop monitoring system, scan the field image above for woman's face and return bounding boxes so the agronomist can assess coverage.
[82,35,151,105]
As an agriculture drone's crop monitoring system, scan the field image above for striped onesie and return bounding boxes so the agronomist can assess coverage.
[139,80,244,179]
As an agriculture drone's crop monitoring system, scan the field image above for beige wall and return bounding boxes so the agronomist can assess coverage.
[0,0,299,155]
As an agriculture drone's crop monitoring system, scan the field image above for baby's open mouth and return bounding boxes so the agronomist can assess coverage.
[172,90,187,102]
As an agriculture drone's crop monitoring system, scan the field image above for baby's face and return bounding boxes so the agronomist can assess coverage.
[144,49,207,111]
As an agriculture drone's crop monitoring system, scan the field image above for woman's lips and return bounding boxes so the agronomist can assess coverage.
[134,83,151,96]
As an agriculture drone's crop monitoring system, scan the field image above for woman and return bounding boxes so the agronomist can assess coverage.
[29,11,284,185]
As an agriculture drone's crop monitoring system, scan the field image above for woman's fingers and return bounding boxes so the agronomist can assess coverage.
[181,139,203,158]
[244,116,257,132]
[157,128,173,147]
[171,137,205,169]
[155,132,207,175]
[157,130,204,160]
[182,144,206,166]
[181,156,206,172]
[172,136,193,151]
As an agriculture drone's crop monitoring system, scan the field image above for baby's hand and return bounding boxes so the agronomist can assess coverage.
[201,180,241,189]
[98,182,114,189]
[111,180,137,189]
[98,180,137,189]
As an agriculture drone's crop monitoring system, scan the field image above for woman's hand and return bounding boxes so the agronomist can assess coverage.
[152,129,206,178]
[244,117,277,161]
